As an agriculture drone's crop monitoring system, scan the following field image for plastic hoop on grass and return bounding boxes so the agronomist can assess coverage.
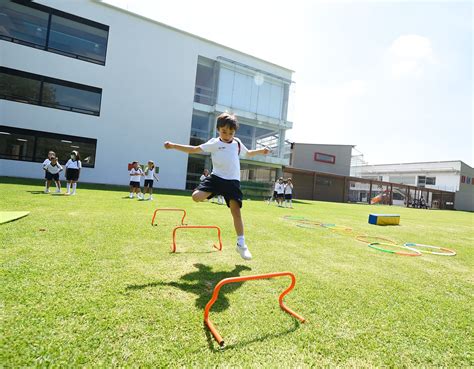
[327,226,353,234]
[296,223,321,229]
[403,243,456,256]
[355,235,397,245]
[296,219,322,226]
[368,242,421,256]
[320,224,336,228]
[283,215,307,221]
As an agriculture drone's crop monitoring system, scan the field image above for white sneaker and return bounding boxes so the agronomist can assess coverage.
[236,244,252,260]
[55,189,61,193]
[129,194,133,199]
[71,192,76,196]
[44,189,50,194]
[138,193,144,200]
[149,196,153,201]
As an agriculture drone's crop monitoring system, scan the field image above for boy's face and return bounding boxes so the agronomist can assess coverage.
[133,163,139,169]
[48,152,54,159]
[217,125,235,143]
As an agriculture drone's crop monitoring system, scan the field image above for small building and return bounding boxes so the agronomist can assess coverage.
[287,143,354,176]
[351,160,473,211]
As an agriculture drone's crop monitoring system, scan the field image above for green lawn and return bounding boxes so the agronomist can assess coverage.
[1,178,473,366]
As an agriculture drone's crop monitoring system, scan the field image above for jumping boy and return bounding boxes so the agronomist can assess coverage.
[164,113,271,260]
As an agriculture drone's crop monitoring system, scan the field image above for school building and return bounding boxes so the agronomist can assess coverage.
[0,0,293,192]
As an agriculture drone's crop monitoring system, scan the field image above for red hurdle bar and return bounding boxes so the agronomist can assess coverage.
[204,272,306,347]
[151,208,187,226]
[171,225,222,253]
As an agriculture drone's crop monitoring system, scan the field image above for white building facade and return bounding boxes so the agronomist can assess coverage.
[0,0,293,192]
[352,161,474,211]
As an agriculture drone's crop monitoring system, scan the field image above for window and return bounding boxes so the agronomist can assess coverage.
[189,111,211,146]
[194,57,215,105]
[0,0,109,65]
[216,66,285,119]
[0,67,102,115]
[314,152,336,164]
[426,177,436,185]
[0,125,97,167]
[185,155,206,190]
[389,176,416,185]
[417,176,426,187]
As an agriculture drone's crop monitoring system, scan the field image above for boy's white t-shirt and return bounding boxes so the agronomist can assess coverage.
[45,163,63,175]
[129,168,143,182]
[144,167,155,180]
[284,183,293,195]
[199,137,248,181]
[65,159,82,169]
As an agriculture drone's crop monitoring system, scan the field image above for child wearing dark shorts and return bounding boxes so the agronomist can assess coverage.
[144,160,158,201]
[65,150,81,195]
[164,113,271,260]
[129,161,144,199]
[44,156,63,193]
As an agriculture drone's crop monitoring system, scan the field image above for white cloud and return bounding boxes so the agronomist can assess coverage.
[387,34,436,79]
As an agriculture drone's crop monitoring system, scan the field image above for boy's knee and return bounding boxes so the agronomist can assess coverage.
[192,192,202,202]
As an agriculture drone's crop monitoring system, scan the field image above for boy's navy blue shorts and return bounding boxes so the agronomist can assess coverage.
[45,172,60,181]
[129,181,140,188]
[196,174,243,208]
[144,179,153,188]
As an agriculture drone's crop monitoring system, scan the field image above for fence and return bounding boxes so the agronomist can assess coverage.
[283,167,455,209]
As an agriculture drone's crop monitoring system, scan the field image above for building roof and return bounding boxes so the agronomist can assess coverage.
[292,142,356,147]
[353,160,471,169]
[95,0,295,74]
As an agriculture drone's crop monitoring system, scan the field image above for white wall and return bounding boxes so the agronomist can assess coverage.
[0,0,293,188]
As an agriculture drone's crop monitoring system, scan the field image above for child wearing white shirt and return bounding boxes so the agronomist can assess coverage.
[42,150,55,193]
[284,178,294,208]
[44,156,63,193]
[65,150,82,195]
[129,161,144,199]
[164,113,271,260]
[143,160,158,200]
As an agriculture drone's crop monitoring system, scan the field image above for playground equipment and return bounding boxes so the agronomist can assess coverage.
[151,208,187,226]
[403,243,456,256]
[370,189,390,204]
[368,214,400,226]
[172,225,222,253]
[204,272,306,347]
[368,242,421,256]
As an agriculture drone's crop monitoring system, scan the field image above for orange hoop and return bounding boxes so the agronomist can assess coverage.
[172,225,222,253]
[151,208,187,226]
[204,272,306,347]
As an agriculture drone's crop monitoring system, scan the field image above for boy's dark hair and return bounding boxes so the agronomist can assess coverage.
[216,113,239,130]
[71,150,81,161]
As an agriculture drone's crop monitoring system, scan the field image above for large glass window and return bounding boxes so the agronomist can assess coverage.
[0,0,49,47]
[217,66,286,119]
[0,67,102,116]
[194,57,216,105]
[48,14,108,64]
[0,0,109,65]
[185,155,207,190]
[0,126,97,167]
[190,111,211,146]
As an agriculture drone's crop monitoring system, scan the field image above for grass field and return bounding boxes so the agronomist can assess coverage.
[1,178,473,366]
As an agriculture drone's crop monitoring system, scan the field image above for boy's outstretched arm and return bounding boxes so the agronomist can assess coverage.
[246,147,272,158]
[164,141,203,154]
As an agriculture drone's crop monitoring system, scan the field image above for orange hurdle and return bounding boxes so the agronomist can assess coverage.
[151,208,187,226]
[204,272,306,347]
[172,225,222,253]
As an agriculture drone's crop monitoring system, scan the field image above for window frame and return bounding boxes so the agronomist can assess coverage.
[0,0,109,65]
[0,66,102,116]
[0,125,98,168]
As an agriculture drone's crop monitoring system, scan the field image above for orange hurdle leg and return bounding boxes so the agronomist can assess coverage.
[204,272,306,347]
[172,225,223,253]
[151,208,187,226]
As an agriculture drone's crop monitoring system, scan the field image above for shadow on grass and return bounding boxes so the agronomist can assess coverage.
[26,190,47,195]
[126,263,251,312]
[204,319,301,352]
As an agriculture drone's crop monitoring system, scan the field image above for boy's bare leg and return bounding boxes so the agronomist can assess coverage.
[192,190,212,202]
[229,199,244,236]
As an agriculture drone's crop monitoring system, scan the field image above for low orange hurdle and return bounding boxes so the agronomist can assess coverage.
[151,208,187,226]
[172,225,222,253]
[204,272,306,347]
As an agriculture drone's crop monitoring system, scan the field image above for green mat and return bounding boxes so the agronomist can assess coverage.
[0,211,30,224]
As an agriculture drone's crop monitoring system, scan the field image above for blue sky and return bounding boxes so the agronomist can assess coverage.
[108,0,473,166]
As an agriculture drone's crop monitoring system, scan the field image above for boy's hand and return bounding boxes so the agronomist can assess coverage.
[164,141,174,149]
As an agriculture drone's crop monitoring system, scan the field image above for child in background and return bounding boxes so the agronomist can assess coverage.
[276,177,285,207]
[284,178,293,208]
[200,169,210,182]
[164,112,271,260]
[42,150,55,193]
[44,156,63,193]
[143,160,158,201]
[65,150,81,195]
[129,161,144,199]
